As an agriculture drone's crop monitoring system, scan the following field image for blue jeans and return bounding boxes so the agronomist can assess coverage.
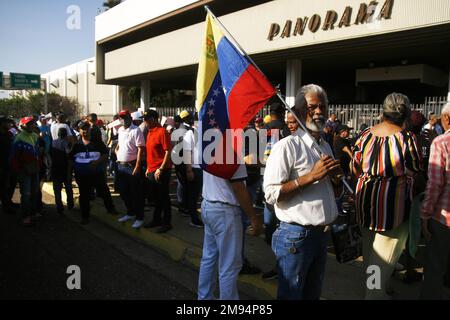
[198,200,243,300]
[264,203,279,245]
[272,222,329,300]
[18,173,39,217]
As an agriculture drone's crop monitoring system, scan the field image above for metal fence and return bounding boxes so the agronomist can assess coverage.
[154,96,448,130]
[329,96,448,131]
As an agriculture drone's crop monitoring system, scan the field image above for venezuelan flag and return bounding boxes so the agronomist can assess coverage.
[196,13,276,179]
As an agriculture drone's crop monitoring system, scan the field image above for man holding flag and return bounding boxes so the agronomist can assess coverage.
[195,11,273,300]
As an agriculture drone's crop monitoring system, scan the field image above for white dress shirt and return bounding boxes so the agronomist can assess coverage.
[263,129,338,226]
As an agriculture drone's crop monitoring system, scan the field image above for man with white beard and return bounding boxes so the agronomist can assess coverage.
[263,84,341,300]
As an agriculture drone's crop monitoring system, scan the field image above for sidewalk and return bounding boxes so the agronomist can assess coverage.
[41,180,449,300]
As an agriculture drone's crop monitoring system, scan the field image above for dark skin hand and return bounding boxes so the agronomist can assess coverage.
[309,155,341,182]
[278,155,341,203]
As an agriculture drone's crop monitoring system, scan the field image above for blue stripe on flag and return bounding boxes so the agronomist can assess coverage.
[216,37,249,100]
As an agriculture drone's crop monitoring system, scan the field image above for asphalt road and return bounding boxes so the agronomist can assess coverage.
[0,192,196,300]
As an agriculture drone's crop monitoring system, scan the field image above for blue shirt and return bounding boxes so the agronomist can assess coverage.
[39,125,52,154]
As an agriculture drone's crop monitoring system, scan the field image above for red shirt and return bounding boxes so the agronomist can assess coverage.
[146,125,172,173]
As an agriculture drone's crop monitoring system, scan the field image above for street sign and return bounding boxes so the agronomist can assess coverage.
[0,72,3,88]
[10,73,41,89]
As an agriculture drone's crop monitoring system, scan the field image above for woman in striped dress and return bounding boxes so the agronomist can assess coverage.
[352,93,422,299]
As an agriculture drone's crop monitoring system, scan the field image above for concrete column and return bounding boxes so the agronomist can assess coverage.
[140,80,151,111]
[112,85,121,116]
[84,62,89,116]
[285,59,302,108]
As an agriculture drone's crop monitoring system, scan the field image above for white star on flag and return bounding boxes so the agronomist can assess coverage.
[208,98,216,106]
[207,109,214,117]
[212,88,220,97]
[209,119,217,126]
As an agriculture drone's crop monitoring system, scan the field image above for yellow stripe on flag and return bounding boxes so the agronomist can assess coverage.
[196,14,224,112]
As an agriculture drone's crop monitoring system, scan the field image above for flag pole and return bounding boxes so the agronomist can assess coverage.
[204,6,354,195]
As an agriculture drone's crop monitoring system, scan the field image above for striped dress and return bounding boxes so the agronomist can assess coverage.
[352,128,422,231]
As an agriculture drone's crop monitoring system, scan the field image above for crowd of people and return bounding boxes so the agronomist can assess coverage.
[0,83,449,300]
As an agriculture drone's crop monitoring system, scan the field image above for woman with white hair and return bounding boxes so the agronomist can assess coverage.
[352,93,423,299]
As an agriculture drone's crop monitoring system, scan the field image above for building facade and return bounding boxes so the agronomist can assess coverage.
[42,57,122,120]
[95,0,450,113]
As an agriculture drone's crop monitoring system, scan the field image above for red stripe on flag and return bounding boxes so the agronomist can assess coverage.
[227,64,276,130]
[203,131,241,179]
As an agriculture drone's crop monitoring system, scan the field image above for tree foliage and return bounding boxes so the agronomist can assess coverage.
[127,87,141,108]
[0,92,81,120]
[103,0,122,10]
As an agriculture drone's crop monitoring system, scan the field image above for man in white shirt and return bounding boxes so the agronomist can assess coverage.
[50,113,74,142]
[115,110,146,229]
[198,164,263,300]
[264,84,341,300]
[182,118,204,228]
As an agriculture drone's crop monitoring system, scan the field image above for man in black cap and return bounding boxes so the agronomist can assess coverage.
[176,110,204,227]
[87,113,103,144]
[69,121,116,225]
[333,124,353,177]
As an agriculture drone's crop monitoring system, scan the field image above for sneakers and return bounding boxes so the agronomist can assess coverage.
[190,221,204,228]
[132,220,144,229]
[156,225,173,233]
[179,209,190,217]
[118,215,134,222]
[262,269,278,280]
[395,262,405,272]
[402,270,423,284]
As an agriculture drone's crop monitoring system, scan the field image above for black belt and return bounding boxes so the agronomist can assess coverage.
[117,160,137,166]
[284,221,328,231]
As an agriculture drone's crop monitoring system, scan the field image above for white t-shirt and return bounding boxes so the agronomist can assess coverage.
[51,123,73,140]
[117,124,145,162]
[183,127,201,169]
[202,164,247,207]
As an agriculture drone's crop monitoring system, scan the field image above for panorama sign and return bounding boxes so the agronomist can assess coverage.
[267,0,394,41]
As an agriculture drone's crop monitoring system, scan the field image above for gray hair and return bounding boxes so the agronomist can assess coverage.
[442,102,450,115]
[382,92,411,125]
[294,84,328,115]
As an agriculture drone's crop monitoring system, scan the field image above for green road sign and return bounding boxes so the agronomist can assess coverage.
[0,72,3,88]
[10,73,41,89]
